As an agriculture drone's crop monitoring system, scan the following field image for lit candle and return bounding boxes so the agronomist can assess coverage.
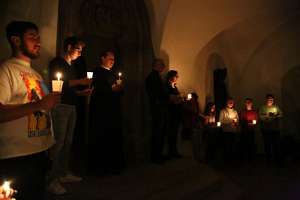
[233,118,238,123]
[1,181,15,199]
[187,93,192,100]
[52,72,64,93]
[117,72,122,85]
[252,120,257,125]
[87,72,93,79]
[217,122,221,127]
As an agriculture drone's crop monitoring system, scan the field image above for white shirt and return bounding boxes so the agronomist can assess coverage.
[0,57,54,159]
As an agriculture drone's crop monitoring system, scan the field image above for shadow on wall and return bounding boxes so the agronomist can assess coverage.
[159,49,170,73]
[282,65,300,139]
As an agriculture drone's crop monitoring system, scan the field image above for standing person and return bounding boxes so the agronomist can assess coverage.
[89,50,125,175]
[259,94,282,164]
[181,92,200,140]
[219,98,239,161]
[0,21,60,200]
[166,70,183,159]
[203,102,220,164]
[145,58,168,164]
[48,36,92,195]
[240,98,258,162]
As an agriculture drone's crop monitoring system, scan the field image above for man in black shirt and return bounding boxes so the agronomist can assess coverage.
[48,36,92,195]
[89,50,125,175]
[145,58,168,164]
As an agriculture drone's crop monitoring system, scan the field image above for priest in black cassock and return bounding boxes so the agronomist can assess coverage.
[88,50,125,175]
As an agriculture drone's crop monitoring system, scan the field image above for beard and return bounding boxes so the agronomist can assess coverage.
[20,42,40,59]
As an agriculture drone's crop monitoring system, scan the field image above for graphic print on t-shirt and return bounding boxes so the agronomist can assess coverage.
[20,71,51,137]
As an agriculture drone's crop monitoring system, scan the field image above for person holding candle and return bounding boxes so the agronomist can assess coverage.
[166,70,183,159]
[259,94,282,164]
[240,98,258,162]
[88,50,125,175]
[219,98,239,161]
[0,21,60,200]
[181,92,200,140]
[202,102,221,164]
[47,36,93,195]
[145,58,168,164]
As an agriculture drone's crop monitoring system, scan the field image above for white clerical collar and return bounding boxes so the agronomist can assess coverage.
[101,65,111,71]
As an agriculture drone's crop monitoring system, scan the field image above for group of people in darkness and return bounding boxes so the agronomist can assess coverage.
[0,20,285,200]
[146,58,283,167]
[202,95,282,165]
[0,21,125,200]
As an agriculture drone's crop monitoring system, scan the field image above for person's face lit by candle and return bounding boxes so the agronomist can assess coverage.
[14,28,41,60]
[210,104,216,113]
[266,97,274,107]
[227,99,234,109]
[245,99,253,111]
[68,45,82,61]
[101,51,115,69]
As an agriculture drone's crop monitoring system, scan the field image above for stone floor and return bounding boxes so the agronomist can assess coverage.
[46,141,300,200]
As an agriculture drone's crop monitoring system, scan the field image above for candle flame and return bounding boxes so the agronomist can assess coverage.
[56,72,62,81]
[253,120,257,125]
[217,122,221,127]
[118,72,122,77]
[187,93,192,100]
[2,181,10,191]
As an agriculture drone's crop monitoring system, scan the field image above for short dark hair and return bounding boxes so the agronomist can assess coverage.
[245,97,253,102]
[227,97,234,102]
[204,102,215,115]
[6,21,38,47]
[63,36,85,52]
[266,94,274,99]
[100,50,114,58]
[152,58,165,68]
[166,70,178,82]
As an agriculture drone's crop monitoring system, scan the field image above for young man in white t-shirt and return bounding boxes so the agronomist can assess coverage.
[0,21,60,200]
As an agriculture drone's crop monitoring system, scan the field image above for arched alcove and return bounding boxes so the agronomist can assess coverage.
[57,0,154,164]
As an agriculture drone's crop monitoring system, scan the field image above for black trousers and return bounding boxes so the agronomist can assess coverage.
[262,130,281,162]
[240,128,255,161]
[0,151,48,200]
[167,115,181,156]
[150,107,168,162]
[222,132,238,161]
[204,127,220,163]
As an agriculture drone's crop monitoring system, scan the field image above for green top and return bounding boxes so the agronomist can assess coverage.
[259,104,282,131]
[259,105,282,121]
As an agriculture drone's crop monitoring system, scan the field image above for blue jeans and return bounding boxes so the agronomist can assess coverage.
[49,104,76,180]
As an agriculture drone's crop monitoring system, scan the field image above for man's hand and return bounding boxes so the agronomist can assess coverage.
[112,83,123,92]
[76,88,94,96]
[37,93,61,111]
[78,78,92,86]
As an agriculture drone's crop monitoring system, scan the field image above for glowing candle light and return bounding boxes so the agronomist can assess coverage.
[56,72,62,81]
[1,181,16,199]
[87,72,93,79]
[252,120,257,125]
[217,122,221,127]
[52,72,64,93]
[187,93,192,100]
[117,72,122,85]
